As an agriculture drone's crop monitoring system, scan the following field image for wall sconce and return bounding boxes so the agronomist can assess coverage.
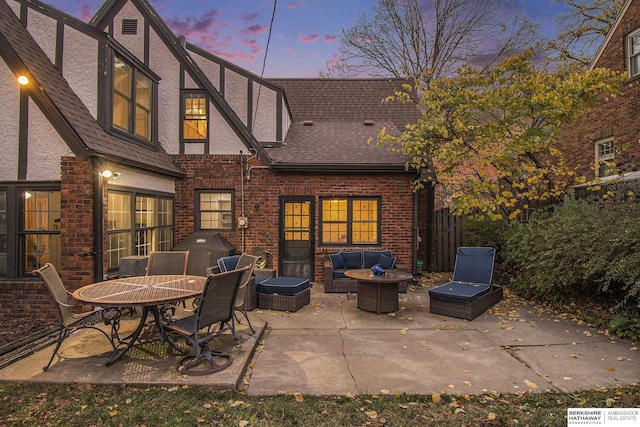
[17,75,29,85]
[101,170,120,179]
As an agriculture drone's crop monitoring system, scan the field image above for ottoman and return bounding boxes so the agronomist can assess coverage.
[258,277,310,312]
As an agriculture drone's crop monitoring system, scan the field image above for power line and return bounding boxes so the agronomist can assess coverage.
[253,0,277,132]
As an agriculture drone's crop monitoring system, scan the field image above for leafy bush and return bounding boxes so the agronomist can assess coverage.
[500,192,640,338]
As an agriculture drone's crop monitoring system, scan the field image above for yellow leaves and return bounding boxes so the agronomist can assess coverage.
[487,412,497,421]
[523,380,538,389]
[432,391,442,403]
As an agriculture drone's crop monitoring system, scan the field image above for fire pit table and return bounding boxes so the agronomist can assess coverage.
[344,269,413,314]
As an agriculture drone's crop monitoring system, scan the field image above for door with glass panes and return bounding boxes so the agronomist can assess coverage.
[279,197,314,280]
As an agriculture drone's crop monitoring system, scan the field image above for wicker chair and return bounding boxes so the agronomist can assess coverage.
[159,267,248,373]
[33,263,122,371]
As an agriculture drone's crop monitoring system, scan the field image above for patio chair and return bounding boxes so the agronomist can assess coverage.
[33,263,122,371]
[158,267,248,374]
[229,254,260,338]
[146,250,189,276]
[428,247,503,320]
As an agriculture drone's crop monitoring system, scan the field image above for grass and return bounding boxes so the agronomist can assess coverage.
[1,383,638,426]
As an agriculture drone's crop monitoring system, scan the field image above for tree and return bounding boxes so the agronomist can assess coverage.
[375,49,626,220]
[543,0,625,70]
[322,0,538,80]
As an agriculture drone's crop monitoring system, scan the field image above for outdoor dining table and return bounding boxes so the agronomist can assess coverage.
[72,274,207,366]
[344,269,414,314]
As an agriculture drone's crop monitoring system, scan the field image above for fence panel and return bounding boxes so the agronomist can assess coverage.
[434,208,464,272]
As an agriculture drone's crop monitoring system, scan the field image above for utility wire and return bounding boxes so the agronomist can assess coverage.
[252,0,277,132]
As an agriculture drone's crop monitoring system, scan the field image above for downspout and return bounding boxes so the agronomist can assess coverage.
[240,150,245,253]
[413,188,419,276]
[93,160,105,282]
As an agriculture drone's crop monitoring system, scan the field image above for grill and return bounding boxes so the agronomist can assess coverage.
[173,232,236,276]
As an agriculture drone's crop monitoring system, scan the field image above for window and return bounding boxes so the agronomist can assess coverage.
[628,29,640,78]
[196,191,233,230]
[320,197,380,245]
[596,138,615,178]
[113,56,153,141]
[106,191,174,271]
[182,92,208,141]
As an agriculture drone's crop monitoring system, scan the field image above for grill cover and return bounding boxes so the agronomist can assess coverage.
[173,232,236,276]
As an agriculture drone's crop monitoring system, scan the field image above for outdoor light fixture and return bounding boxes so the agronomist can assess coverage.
[101,170,120,178]
[17,75,29,85]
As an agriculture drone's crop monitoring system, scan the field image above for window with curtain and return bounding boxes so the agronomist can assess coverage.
[182,91,208,141]
[320,197,380,245]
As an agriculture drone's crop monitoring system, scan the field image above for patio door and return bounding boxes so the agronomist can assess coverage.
[279,197,314,280]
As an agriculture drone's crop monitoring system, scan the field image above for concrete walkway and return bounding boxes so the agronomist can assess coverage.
[1,278,638,396]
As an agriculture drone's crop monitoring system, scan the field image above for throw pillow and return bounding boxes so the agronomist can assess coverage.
[377,254,397,269]
[329,253,345,270]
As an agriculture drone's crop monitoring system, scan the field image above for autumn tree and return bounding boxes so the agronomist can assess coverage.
[322,0,538,80]
[376,49,626,220]
[543,0,625,70]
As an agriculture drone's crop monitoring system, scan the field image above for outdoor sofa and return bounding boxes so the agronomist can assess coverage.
[324,249,408,293]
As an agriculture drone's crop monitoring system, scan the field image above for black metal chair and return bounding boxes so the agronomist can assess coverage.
[159,267,248,374]
[230,254,259,338]
[33,263,122,371]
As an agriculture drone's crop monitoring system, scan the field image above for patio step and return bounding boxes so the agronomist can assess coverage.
[0,326,59,370]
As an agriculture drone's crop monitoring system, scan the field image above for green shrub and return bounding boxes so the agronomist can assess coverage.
[500,192,640,334]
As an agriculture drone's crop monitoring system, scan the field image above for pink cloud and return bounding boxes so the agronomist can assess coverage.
[287,2,300,9]
[78,4,94,21]
[299,34,319,43]
[165,10,221,37]
[242,13,259,23]
[323,35,338,43]
[241,24,269,36]
[285,48,297,55]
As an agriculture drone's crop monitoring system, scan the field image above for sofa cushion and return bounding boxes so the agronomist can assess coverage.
[428,281,491,302]
[341,251,363,269]
[329,252,345,270]
[258,277,310,295]
[332,269,349,279]
[377,254,397,269]
[217,255,240,272]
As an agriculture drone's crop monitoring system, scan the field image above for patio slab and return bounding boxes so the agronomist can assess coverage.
[1,279,638,396]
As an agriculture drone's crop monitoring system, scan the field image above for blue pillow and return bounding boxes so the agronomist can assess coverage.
[329,253,344,270]
[341,251,363,269]
[377,254,397,269]
[217,255,240,272]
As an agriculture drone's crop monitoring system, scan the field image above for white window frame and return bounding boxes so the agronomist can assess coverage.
[595,137,615,178]
[628,28,640,78]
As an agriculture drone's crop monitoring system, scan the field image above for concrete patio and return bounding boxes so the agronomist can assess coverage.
[1,277,638,396]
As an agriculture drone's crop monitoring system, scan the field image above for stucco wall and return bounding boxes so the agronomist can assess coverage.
[63,26,99,119]
[26,101,73,181]
[0,60,20,180]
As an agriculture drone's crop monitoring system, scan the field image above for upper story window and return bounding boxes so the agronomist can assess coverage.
[596,137,615,178]
[113,56,153,142]
[628,29,640,78]
[181,91,209,141]
[320,197,380,245]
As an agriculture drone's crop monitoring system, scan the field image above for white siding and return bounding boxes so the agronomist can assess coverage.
[252,81,277,142]
[63,26,99,119]
[26,100,73,181]
[0,60,20,180]
[225,69,248,123]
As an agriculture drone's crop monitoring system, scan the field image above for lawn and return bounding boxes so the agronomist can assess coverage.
[1,382,638,426]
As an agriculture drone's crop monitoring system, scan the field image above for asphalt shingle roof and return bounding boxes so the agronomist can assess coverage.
[0,0,183,177]
[267,78,421,169]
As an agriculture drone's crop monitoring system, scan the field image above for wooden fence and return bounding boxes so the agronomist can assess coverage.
[434,208,465,272]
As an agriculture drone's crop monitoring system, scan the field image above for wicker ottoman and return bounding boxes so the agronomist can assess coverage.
[257,277,310,312]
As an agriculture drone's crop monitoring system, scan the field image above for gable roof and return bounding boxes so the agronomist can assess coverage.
[589,0,633,70]
[0,0,183,177]
[90,0,274,165]
[266,78,421,172]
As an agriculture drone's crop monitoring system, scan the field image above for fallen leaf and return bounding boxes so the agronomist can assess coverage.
[488,412,497,420]
[524,380,538,389]
[604,367,616,372]
[203,403,212,409]
[293,393,304,402]
[448,384,455,389]
[432,391,441,403]
[109,409,118,417]
[366,410,378,419]
[239,421,249,427]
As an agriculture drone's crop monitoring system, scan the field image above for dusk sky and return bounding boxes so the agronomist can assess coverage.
[41,0,571,78]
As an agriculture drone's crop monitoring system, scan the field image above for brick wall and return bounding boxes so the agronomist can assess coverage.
[174,154,427,282]
[556,1,640,180]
